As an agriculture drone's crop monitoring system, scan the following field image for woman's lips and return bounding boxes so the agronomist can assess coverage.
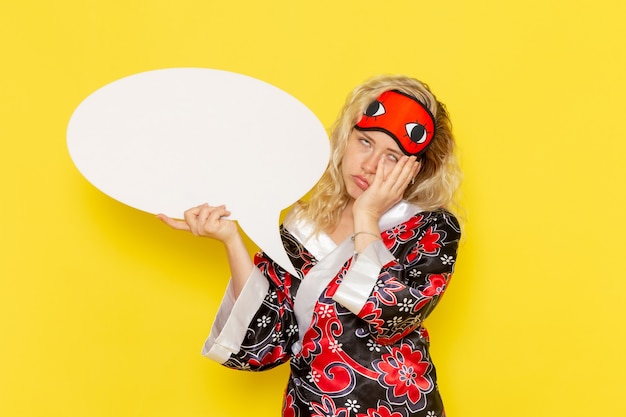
[352,175,369,191]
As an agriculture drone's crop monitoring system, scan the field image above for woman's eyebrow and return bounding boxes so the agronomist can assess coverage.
[360,131,375,142]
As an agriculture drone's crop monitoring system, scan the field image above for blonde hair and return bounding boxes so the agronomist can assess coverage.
[299,74,462,234]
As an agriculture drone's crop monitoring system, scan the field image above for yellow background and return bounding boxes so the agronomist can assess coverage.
[1,0,625,416]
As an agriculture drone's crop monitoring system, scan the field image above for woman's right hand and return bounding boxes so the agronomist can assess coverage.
[157,204,239,245]
[159,204,253,297]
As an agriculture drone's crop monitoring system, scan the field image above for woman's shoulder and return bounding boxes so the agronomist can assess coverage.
[418,207,459,224]
[384,204,460,237]
[408,207,461,239]
[281,203,338,261]
[379,201,457,230]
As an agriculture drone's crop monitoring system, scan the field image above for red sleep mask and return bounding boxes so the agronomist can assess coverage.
[355,90,436,156]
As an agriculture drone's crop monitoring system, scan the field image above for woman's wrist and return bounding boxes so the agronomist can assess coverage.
[222,231,254,298]
[352,232,380,254]
[352,231,381,240]
[352,210,380,232]
[352,214,381,253]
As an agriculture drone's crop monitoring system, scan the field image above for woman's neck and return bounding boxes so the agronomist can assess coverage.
[326,201,355,245]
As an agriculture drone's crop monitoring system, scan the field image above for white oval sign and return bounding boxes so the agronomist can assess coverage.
[67,68,330,275]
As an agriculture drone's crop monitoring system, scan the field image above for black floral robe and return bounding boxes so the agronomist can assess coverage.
[203,201,461,417]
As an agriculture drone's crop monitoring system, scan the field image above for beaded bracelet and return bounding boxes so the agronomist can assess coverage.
[351,231,381,241]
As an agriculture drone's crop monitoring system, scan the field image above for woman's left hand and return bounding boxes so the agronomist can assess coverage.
[353,155,420,220]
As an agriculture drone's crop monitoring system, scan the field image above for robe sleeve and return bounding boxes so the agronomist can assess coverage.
[332,210,461,345]
[202,251,299,371]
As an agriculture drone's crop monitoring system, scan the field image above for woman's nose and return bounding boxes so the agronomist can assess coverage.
[362,154,379,174]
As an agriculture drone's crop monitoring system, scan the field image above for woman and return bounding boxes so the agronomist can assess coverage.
[159,74,462,417]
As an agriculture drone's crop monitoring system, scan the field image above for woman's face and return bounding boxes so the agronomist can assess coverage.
[341,128,406,201]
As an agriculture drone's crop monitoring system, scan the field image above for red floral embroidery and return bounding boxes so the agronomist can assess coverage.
[283,392,296,417]
[249,345,287,367]
[419,227,442,254]
[358,300,385,334]
[299,250,317,275]
[374,343,433,410]
[420,273,449,297]
[383,214,424,246]
[310,394,349,417]
[374,273,405,305]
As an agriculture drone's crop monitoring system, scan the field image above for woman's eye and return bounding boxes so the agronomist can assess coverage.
[359,138,371,146]
[387,154,399,163]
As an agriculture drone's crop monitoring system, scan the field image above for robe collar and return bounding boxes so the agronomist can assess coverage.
[284,200,423,261]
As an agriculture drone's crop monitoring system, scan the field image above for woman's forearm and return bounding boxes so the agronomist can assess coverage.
[222,232,254,298]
